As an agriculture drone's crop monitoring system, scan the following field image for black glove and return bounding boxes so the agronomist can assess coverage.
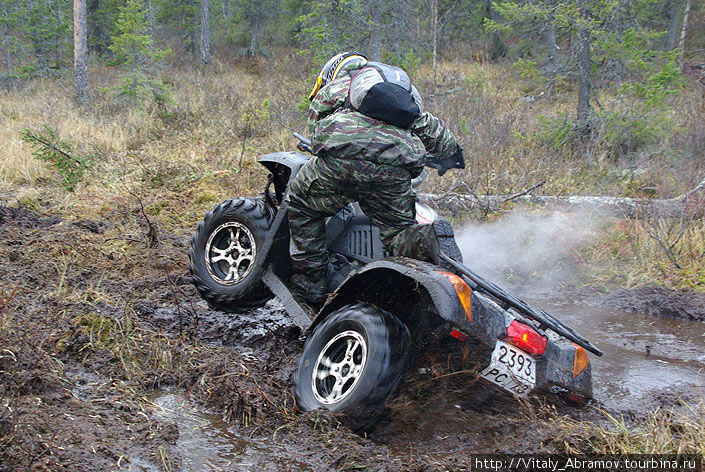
[436,144,465,177]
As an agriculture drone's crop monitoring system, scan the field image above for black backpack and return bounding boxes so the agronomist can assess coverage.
[347,62,422,129]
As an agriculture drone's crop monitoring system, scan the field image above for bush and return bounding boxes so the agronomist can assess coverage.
[111,71,176,107]
[599,109,670,158]
[537,112,576,150]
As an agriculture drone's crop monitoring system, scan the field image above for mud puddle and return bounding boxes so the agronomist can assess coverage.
[534,299,705,411]
[150,393,309,472]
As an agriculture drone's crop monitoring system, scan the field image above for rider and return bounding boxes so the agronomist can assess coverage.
[287,52,464,305]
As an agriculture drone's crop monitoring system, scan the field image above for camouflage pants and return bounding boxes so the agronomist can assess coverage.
[287,156,417,281]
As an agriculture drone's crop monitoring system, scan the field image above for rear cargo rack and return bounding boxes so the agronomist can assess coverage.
[439,252,603,356]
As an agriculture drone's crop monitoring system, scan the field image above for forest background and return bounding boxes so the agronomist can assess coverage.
[1,0,705,290]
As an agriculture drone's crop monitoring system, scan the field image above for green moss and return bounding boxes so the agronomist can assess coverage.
[78,312,117,346]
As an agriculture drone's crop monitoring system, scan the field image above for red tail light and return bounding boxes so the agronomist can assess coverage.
[450,329,467,342]
[505,320,547,356]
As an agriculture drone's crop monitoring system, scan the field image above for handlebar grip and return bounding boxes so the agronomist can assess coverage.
[297,142,314,154]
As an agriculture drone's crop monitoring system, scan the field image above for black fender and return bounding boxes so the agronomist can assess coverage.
[258,151,310,203]
[311,258,468,333]
[312,257,516,349]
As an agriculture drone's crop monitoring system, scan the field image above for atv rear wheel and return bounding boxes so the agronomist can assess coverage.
[189,197,273,312]
[294,303,410,432]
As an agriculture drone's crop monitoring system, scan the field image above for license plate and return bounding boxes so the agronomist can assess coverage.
[480,340,536,397]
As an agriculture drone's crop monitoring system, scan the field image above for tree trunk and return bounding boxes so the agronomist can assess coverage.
[487,0,506,59]
[26,0,48,72]
[546,19,559,73]
[73,0,88,104]
[431,0,438,106]
[222,0,230,19]
[200,0,211,66]
[2,2,11,74]
[87,0,109,56]
[679,0,691,52]
[3,37,10,75]
[369,2,381,62]
[419,177,705,218]
[576,0,592,137]
[665,0,680,50]
[248,16,260,57]
[145,0,155,40]
[331,0,340,48]
[49,0,62,66]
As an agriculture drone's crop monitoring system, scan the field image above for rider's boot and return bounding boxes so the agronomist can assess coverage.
[289,273,327,307]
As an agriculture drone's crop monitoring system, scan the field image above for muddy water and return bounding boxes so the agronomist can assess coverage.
[536,299,705,410]
[150,393,309,472]
[150,393,245,471]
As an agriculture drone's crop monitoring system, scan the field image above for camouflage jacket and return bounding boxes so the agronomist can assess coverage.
[307,71,459,175]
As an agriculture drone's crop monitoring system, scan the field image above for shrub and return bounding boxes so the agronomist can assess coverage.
[537,112,576,150]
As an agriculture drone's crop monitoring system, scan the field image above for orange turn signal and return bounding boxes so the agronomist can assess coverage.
[437,271,472,322]
[572,344,589,378]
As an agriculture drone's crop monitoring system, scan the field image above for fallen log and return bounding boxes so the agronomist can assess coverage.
[419,177,705,218]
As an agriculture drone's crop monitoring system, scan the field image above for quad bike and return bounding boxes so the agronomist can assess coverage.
[189,134,603,432]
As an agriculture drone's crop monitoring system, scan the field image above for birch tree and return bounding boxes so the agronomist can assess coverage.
[678,0,691,54]
[576,0,592,135]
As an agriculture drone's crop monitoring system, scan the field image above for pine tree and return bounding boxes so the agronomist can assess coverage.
[74,0,89,103]
[108,0,173,105]
[488,0,685,158]
[22,0,72,74]
[87,0,122,56]
[153,0,198,58]
[200,0,211,65]
[296,0,367,64]
[0,0,21,77]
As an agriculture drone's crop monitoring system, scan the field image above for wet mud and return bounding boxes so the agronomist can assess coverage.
[1,205,703,471]
[597,285,705,322]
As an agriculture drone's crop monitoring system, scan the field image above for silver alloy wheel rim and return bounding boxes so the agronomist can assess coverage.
[204,221,257,285]
[312,330,367,405]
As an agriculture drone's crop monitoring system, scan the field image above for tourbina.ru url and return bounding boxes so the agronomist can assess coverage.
[470,455,701,472]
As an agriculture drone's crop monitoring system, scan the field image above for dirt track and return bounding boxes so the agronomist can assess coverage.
[0,205,701,471]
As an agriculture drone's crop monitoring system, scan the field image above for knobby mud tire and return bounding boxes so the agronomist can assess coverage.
[189,197,273,313]
[434,218,463,269]
[294,303,410,433]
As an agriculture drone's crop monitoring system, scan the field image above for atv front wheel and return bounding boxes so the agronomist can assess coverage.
[294,303,410,432]
[189,197,273,312]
